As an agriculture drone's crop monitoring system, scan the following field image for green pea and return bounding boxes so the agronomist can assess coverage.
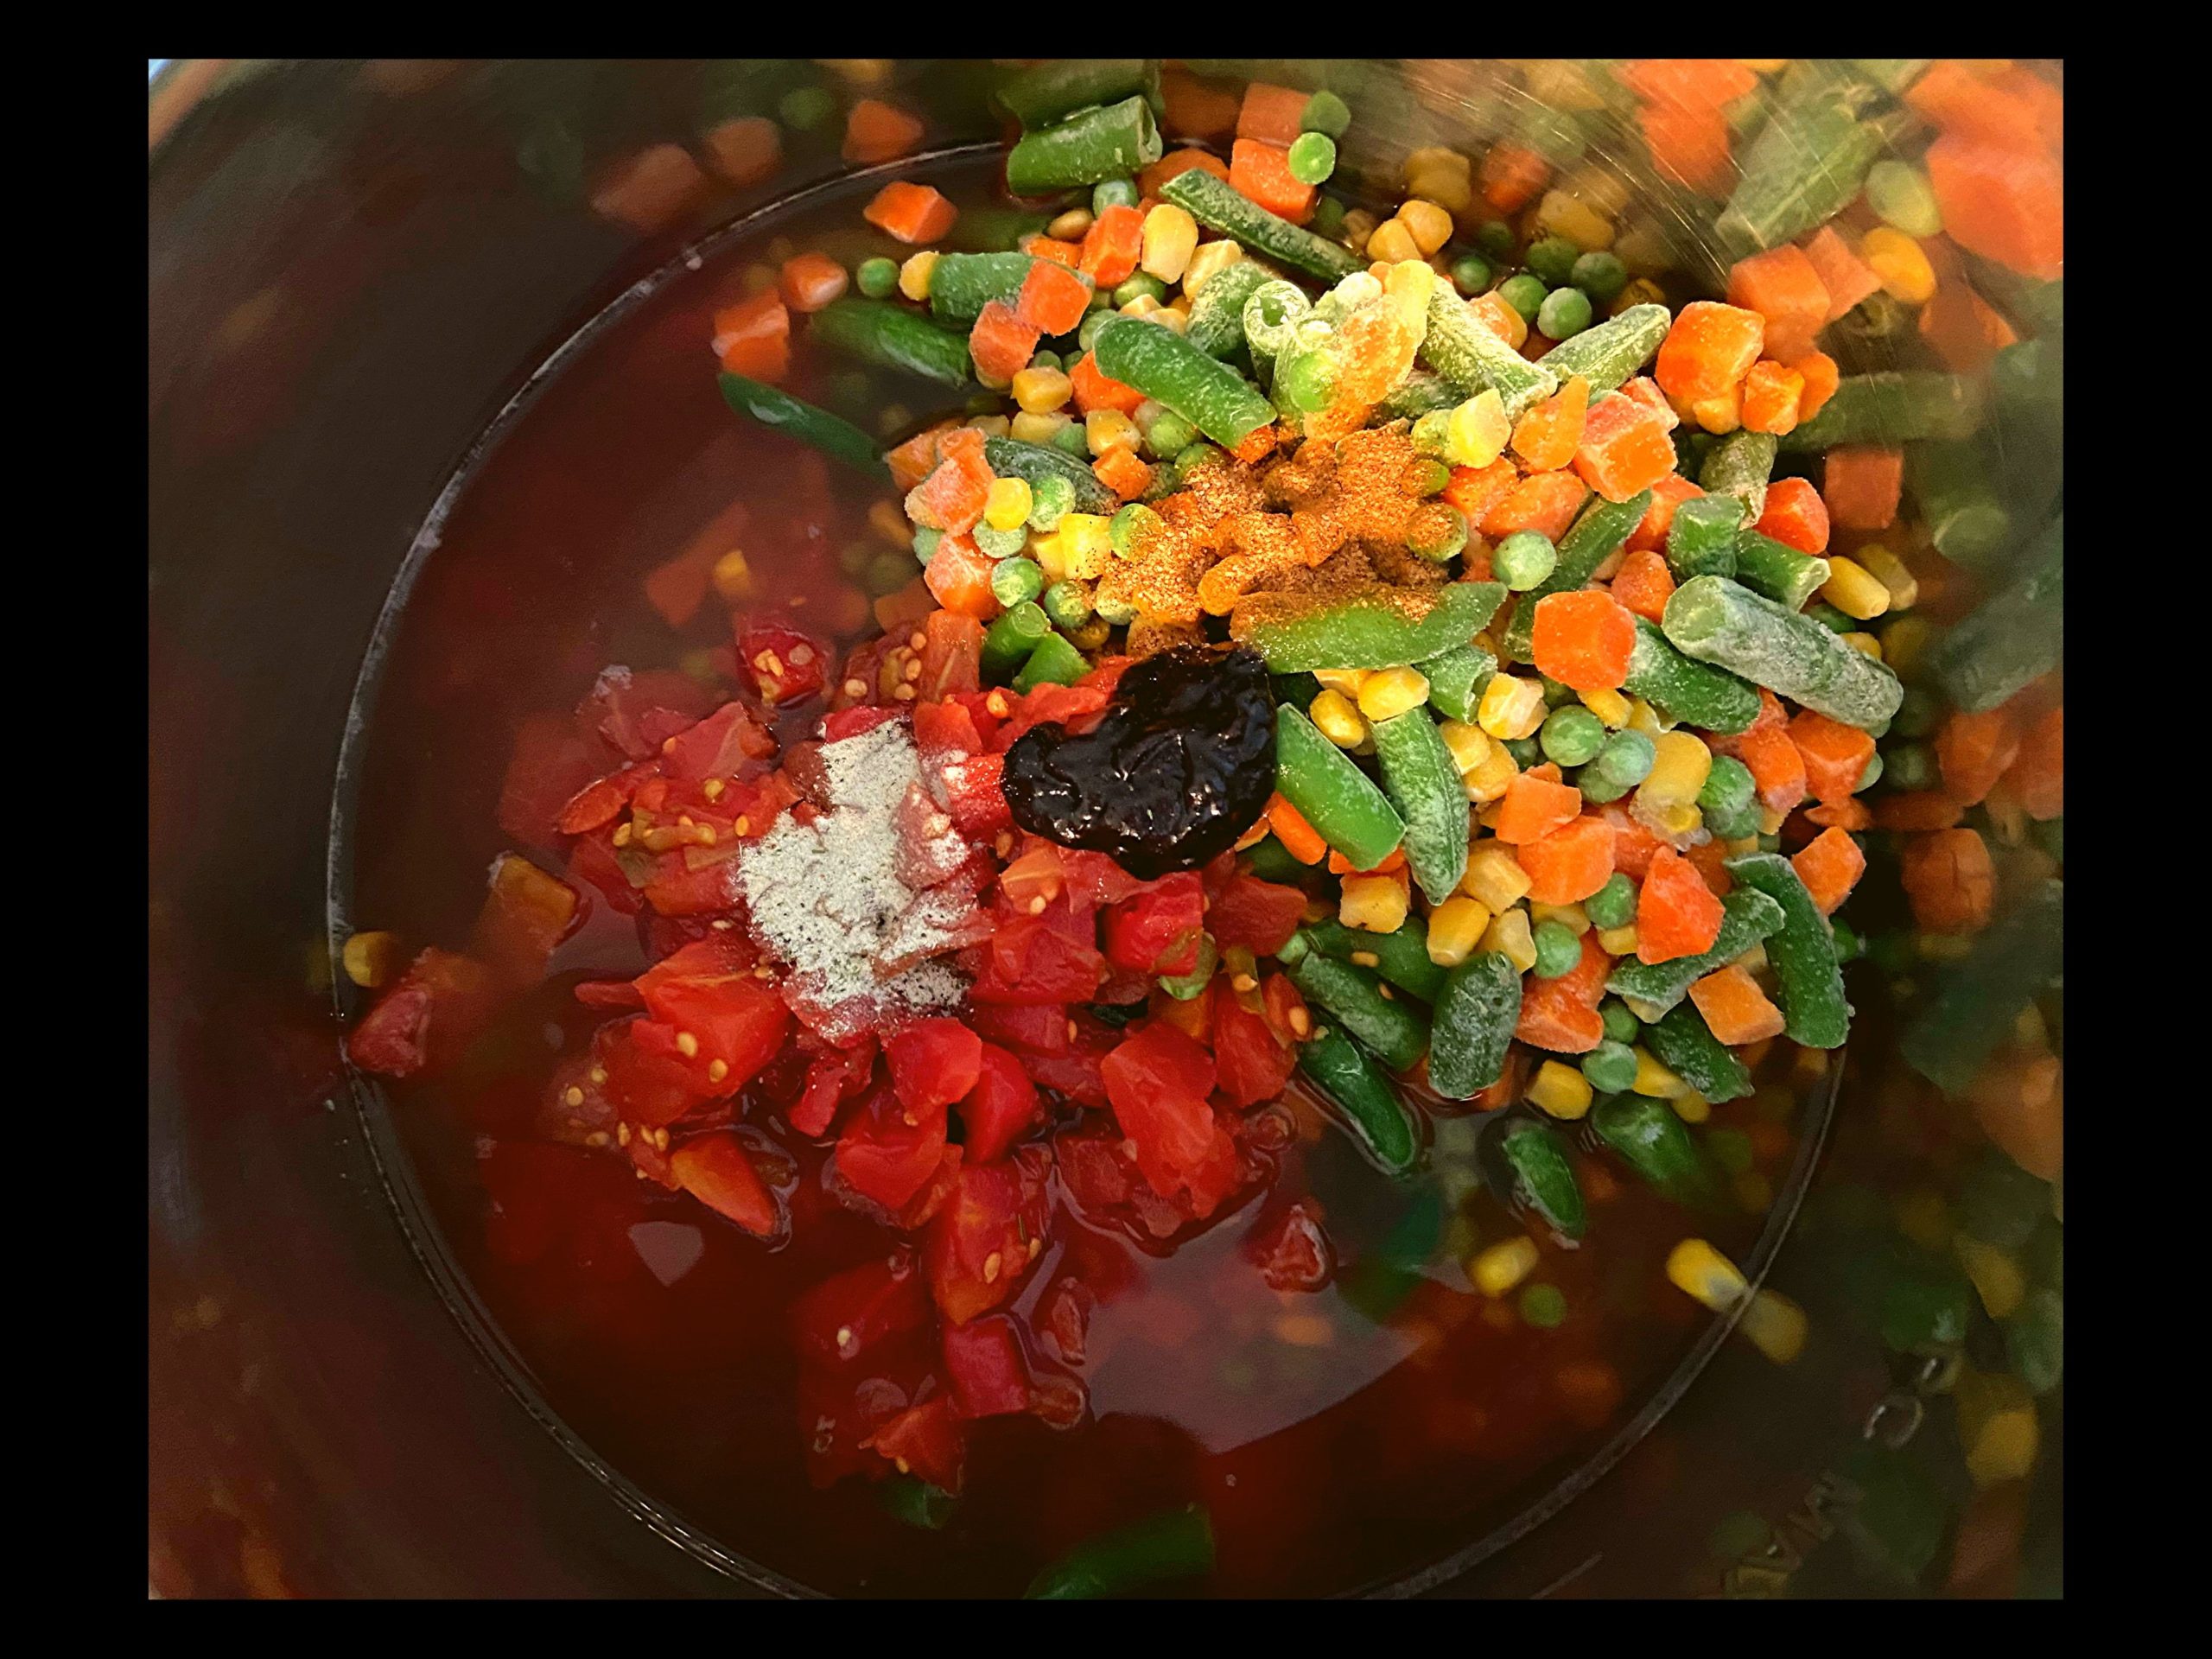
[1307,195,1347,238]
[1406,502,1469,563]
[910,525,943,564]
[855,256,899,299]
[1519,1283,1568,1329]
[1411,410,1454,456]
[1497,273,1548,321]
[1110,502,1166,558]
[972,520,1028,558]
[992,556,1046,607]
[1275,346,1336,413]
[1865,160,1943,238]
[1474,219,1516,258]
[1532,920,1582,979]
[1594,728,1655,787]
[1525,236,1580,287]
[1503,736,1541,769]
[1114,272,1167,308]
[1541,704,1605,766]
[1052,420,1094,458]
[1698,755,1756,817]
[1578,769,1630,804]
[1141,406,1197,457]
[1027,473,1076,532]
[866,550,913,595]
[1755,831,1782,854]
[1599,999,1641,1045]
[836,539,876,575]
[1707,1128,1755,1175]
[1077,310,1115,352]
[1403,456,1451,497]
[1891,684,1942,740]
[1580,1039,1639,1094]
[1287,130,1338,186]
[1568,250,1628,303]
[1702,797,1761,841]
[1829,918,1863,963]
[1092,177,1140,214]
[1028,348,1064,373]
[778,84,836,131]
[1494,530,1558,591]
[1450,253,1493,296]
[1540,675,1580,708]
[1040,579,1094,630]
[1585,873,1638,931]
[1301,89,1352,137]
[1535,285,1593,340]
[1174,440,1224,479]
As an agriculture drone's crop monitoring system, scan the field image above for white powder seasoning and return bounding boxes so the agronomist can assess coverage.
[740,720,968,1027]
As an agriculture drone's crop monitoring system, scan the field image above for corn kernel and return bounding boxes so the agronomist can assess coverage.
[1528,1060,1594,1121]
[1610,220,1673,276]
[982,476,1033,531]
[1338,872,1411,933]
[1425,895,1494,966]
[1738,1288,1807,1364]
[1853,543,1918,610]
[1580,687,1632,728]
[1879,613,1937,677]
[1478,674,1548,741]
[1463,844,1532,911]
[1011,366,1072,415]
[1955,1370,2039,1486]
[1181,238,1243,296]
[1637,730,1713,807]
[1312,667,1367,697]
[1819,556,1891,621]
[710,546,754,603]
[1758,804,1789,836]
[896,250,938,302]
[1357,666,1432,722]
[1046,206,1094,241]
[1631,1047,1688,1098]
[1622,994,1667,1025]
[1612,276,1667,316]
[1395,198,1455,256]
[1732,940,1770,974]
[1118,293,1163,320]
[1471,1236,1540,1298]
[1689,384,1743,434]
[1085,409,1140,457]
[1438,718,1491,776]
[1735,58,1789,72]
[1645,799,1704,839]
[1532,188,1613,251]
[1626,696,1670,735]
[1525,59,1609,113]
[1860,226,1936,305]
[1009,409,1070,447]
[1671,1090,1711,1124]
[1955,1235,2026,1320]
[1366,217,1421,264]
[342,930,402,988]
[1309,688,1370,747]
[1446,390,1512,468]
[1596,923,1639,957]
[1666,1238,1747,1313]
[1558,161,1632,217]
[1529,901,1589,936]
[1463,738,1518,803]
[1382,258,1438,329]
[1482,905,1537,973]
[1147,306,1189,336]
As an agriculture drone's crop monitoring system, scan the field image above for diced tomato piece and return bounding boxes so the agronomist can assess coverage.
[498,714,607,848]
[967,1002,1069,1055]
[471,853,582,985]
[791,1249,930,1367]
[669,1132,779,1236]
[1205,872,1307,956]
[1102,1021,1239,1212]
[868,1393,965,1491]
[886,1018,985,1116]
[938,753,1012,836]
[1249,1199,1333,1292]
[633,938,791,1092]
[821,704,902,742]
[1102,873,1206,976]
[941,1316,1032,1418]
[579,666,718,761]
[733,616,830,709]
[925,1156,1050,1325]
[836,1082,951,1212]
[957,1042,1041,1164]
[1211,994,1295,1110]
[789,1036,877,1138]
[971,915,1105,1005]
[346,948,499,1078]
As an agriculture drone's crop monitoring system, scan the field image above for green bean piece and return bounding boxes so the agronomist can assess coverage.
[1298,1024,1421,1173]
[1605,888,1786,1014]
[1427,952,1522,1099]
[2005,1287,2064,1396]
[1005,96,1163,195]
[1662,576,1902,729]
[1589,1094,1719,1206]
[1927,517,2063,714]
[996,58,1160,128]
[1715,92,1886,257]
[1241,279,1313,385]
[1497,1119,1586,1242]
[1419,642,1496,723]
[1013,630,1089,692]
[1160,167,1363,284]
[1274,704,1406,871]
[1090,315,1276,449]
[982,601,1052,681]
[1420,287,1558,420]
[1289,952,1430,1074]
[1501,491,1652,662]
[1723,853,1850,1050]
[716,373,891,482]
[1778,372,1984,451]
[1531,302,1671,394]
[1900,878,2063,1095]
[1300,918,1446,1002]
[982,435,1120,516]
[1183,257,1275,359]
[1642,1003,1754,1103]
[1664,493,1745,582]
[1026,1505,1216,1599]
[926,252,1039,326]
[1698,429,1779,524]
[1337,1187,1446,1323]
[1732,530,1834,613]
[880,1476,957,1530]
[809,298,971,388]
[1906,439,2013,570]
[1378,368,1460,423]
[1370,709,1471,906]
[1234,582,1505,672]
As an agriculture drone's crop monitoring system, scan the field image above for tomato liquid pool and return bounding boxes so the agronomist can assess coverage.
[340,158,1815,1599]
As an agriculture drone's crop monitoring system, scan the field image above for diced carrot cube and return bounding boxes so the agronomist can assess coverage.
[1790,826,1867,917]
[1015,259,1093,337]
[1478,143,1551,213]
[2003,704,2063,822]
[1900,827,1995,933]
[1635,845,1726,964]
[1619,375,1681,431]
[1077,204,1145,288]
[970,300,1043,384]
[885,419,959,492]
[1610,548,1676,623]
[1875,791,1968,832]
[1517,815,1617,906]
[1092,446,1153,502]
[1236,82,1309,146]
[1906,60,2051,154]
[589,143,707,234]
[1917,281,2019,375]
[1637,100,1732,196]
[1801,226,1883,322]
[1730,722,1808,817]
[1753,475,1831,556]
[1936,704,2024,807]
[779,251,849,314]
[843,99,925,165]
[1516,978,1605,1053]
[711,290,791,382]
[1821,446,1904,531]
[863,181,958,245]
[1726,245,1829,364]
[1141,147,1232,198]
[1573,392,1679,503]
[923,532,1000,620]
[1493,772,1585,845]
[701,117,782,188]
[1466,290,1528,349]
[1229,138,1314,222]
[1627,472,1702,554]
[1070,351,1145,416]
[1688,964,1787,1045]
[1740,359,1806,435]
[1802,797,1873,832]
[1160,67,1241,143]
[1789,710,1876,805]
[1443,458,1521,524]
[1616,60,1758,111]
[1020,235,1083,268]
[1511,375,1591,473]
[1655,301,1765,404]
[1925,132,2063,280]
[1478,470,1590,543]
[1532,589,1638,692]
[1789,349,1841,424]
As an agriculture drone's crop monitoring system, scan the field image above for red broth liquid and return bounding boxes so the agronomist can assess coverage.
[346,162,1806,1598]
